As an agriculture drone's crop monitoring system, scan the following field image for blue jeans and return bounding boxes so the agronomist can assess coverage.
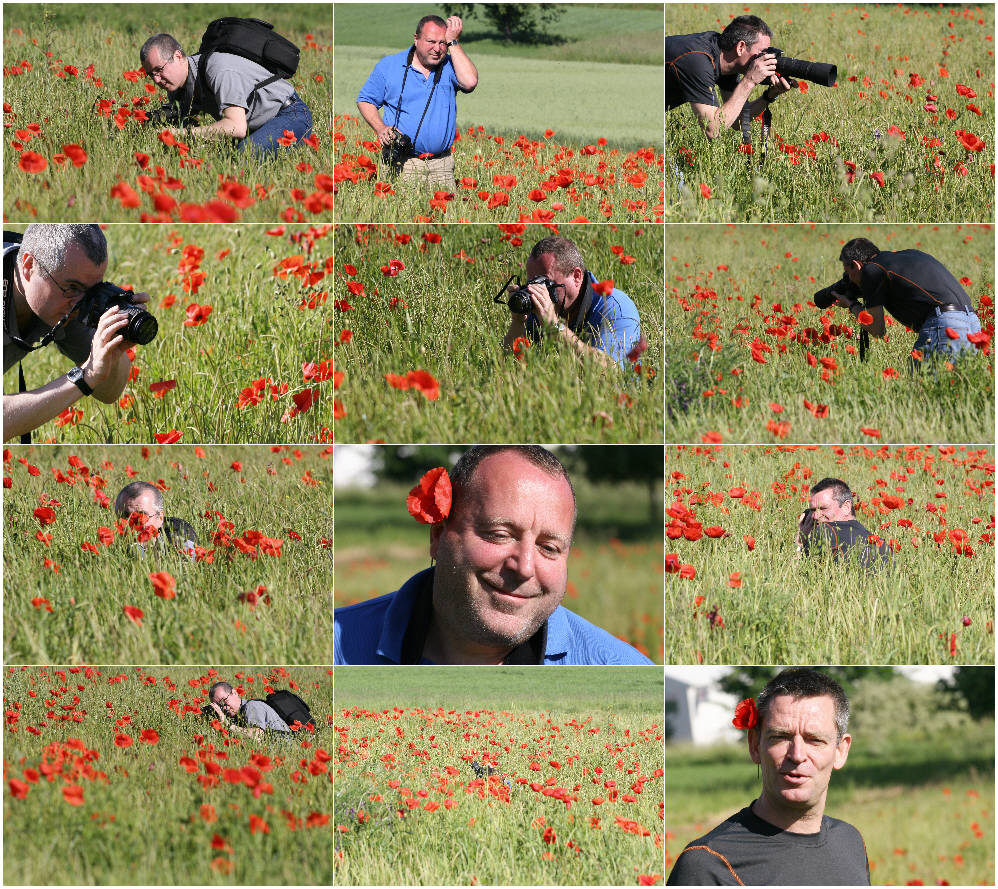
[238,94,313,155]
[913,306,982,361]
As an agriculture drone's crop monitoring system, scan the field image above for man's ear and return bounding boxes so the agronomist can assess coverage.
[429,521,445,560]
[20,251,34,281]
[747,726,762,764]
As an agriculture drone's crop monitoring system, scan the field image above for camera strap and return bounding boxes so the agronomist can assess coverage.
[393,46,443,148]
[739,103,772,168]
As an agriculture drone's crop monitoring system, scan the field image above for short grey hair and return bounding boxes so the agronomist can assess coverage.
[528,236,585,277]
[20,224,107,275]
[114,481,164,518]
[140,33,183,67]
[208,681,234,704]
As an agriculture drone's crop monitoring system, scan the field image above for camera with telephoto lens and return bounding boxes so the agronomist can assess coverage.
[77,283,159,345]
[813,275,860,309]
[493,275,562,315]
[761,48,838,88]
[381,129,415,179]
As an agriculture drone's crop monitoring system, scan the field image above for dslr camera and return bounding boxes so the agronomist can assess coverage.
[493,274,564,315]
[761,48,838,88]
[813,275,860,309]
[381,129,415,179]
[77,283,159,345]
[144,101,197,129]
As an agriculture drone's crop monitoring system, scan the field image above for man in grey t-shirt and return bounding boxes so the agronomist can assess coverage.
[207,681,291,739]
[140,32,313,154]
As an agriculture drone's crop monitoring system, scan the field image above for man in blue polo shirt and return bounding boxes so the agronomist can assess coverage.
[501,236,642,370]
[334,446,653,665]
[357,14,478,187]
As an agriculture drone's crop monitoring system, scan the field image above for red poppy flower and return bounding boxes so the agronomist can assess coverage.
[33,506,56,526]
[407,466,452,524]
[62,785,84,806]
[528,189,546,202]
[61,144,88,167]
[860,427,882,438]
[406,370,439,400]
[8,779,29,800]
[184,304,213,326]
[955,129,985,152]
[149,379,177,397]
[115,732,133,747]
[380,259,405,276]
[149,571,176,599]
[249,814,270,835]
[512,336,530,362]
[857,310,874,325]
[732,697,758,729]
[945,327,960,340]
[869,171,886,188]
[123,605,144,625]
[140,729,159,744]
[18,151,47,173]
[699,184,712,199]
[154,430,182,444]
[276,129,298,147]
[110,180,141,208]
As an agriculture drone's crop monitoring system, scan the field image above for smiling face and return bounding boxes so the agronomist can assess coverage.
[809,487,853,524]
[428,451,575,662]
[20,243,105,329]
[749,694,851,832]
[413,21,448,70]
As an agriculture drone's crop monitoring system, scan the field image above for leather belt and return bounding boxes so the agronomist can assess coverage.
[936,304,972,313]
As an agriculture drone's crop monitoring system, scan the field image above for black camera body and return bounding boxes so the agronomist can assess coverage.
[77,283,158,345]
[145,102,197,128]
[381,130,415,179]
[813,275,860,309]
[762,48,838,88]
[495,276,562,315]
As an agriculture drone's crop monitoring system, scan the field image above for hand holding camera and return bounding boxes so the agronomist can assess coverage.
[494,275,564,318]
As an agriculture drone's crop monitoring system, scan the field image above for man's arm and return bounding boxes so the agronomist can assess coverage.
[834,294,887,337]
[690,54,790,140]
[525,284,617,372]
[357,100,395,146]
[445,16,478,91]
[174,106,247,140]
[3,307,133,442]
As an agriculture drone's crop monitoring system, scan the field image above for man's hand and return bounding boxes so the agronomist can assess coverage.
[744,51,779,86]
[207,701,226,720]
[377,125,398,147]
[82,307,132,391]
[527,282,560,326]
[445,15,464,42]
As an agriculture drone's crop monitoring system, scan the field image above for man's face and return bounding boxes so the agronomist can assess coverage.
[20,244,106,328]
[735,32,773,72]
[809,487,852,524]
[525,253,584,316]
[750,694,851,820]
[413,22,448,69]
[429,451,575,655]
[211,687,239,717]
[842,260,863,286]
[125,490,164,531]
[144,47,187,92]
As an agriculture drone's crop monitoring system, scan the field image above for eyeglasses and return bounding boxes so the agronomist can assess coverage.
[212,690,236,710]
[148,54,178,79]
[33,256,87,301]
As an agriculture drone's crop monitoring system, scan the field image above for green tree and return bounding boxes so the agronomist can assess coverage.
[720,667,896,702]
[939,667,995,719]
[573,445,662,524]
[374,446,460,483]
[444,4,566,44]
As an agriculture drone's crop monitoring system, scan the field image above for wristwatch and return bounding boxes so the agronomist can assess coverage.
[67,366,93,396]
[447,39,459,46]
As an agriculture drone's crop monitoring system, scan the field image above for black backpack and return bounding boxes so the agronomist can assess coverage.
[258,690,316,732]
[194,18,300,110]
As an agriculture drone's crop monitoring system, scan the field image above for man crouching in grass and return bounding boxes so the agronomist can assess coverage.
[140,32,313,154]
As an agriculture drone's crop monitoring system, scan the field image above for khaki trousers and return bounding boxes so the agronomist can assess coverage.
[400,153,456,188]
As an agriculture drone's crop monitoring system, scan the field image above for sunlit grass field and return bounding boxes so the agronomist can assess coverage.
[336,666,664,885]
[665,223,994,443]
[3,5,332,222]
[666,4,995,222]
[4,445,332,663]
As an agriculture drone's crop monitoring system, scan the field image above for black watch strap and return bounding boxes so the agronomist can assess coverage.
[68,366,93,396]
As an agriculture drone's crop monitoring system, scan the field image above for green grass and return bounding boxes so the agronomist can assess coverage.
[335,469,664,662]
[3,5,332,222]
[666,4,995,222]
[3,666,333,885]
[335,667,664,886]
[334,4,664,65]
[4,445,333,663]
[662,444,995,664]
[333,224,664,442]
[666,680,994,886]
[3,224,335,443]
[665,223,995,443]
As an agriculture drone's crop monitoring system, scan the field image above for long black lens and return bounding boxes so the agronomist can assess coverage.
[776,55,837,87]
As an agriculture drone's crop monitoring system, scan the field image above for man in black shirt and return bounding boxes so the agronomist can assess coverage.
[666,15,792,139]
[797,476,891,572]
[828,237,982,362]
[668,668,869,886]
